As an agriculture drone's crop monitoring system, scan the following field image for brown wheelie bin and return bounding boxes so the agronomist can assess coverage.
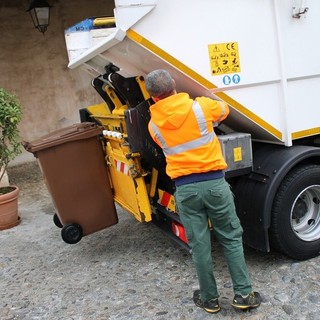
[24,122,118,244]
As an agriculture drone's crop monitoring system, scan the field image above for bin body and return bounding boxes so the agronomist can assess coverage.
[25,122,118,238]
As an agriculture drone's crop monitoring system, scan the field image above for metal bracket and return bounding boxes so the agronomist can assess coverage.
[292,0,309,19]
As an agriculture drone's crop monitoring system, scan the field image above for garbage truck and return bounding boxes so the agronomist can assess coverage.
[63,0,320,260]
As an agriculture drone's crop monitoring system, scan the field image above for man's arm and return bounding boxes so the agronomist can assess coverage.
[197,97,229,125]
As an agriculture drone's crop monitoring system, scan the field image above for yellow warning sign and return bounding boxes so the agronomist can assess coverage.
[208,42,240,76]
[233,147,243,162]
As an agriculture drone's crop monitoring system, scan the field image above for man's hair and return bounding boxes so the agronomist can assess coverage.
[145,69,175,99]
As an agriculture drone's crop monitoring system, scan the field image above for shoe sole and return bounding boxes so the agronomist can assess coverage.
[203,306,221,313]
[231,303,260,310]
[195,302,221,313]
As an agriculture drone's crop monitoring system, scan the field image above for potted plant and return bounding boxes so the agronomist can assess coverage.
[0,87,22,230]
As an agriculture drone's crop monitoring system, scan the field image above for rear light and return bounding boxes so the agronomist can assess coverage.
[172,221,188,243]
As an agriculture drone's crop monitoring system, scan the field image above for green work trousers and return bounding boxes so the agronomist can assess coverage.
[175,177,252,302]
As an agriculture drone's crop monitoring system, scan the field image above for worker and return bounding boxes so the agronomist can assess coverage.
[145,69,261,314]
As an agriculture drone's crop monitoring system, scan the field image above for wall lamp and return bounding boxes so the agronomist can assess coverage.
[27,0,52,34]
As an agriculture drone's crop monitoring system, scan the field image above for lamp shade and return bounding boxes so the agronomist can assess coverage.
[27,0,52,34]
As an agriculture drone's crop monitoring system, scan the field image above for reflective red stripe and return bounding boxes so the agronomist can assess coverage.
[160,191,171,207]
[114,160,130,176]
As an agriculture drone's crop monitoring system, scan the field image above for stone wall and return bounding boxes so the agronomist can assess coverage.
[0,0,115,164]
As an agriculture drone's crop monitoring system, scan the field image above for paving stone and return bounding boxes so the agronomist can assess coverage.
[1,162,319,320]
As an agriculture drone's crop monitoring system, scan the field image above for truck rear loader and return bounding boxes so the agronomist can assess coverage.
[62,0,320,260]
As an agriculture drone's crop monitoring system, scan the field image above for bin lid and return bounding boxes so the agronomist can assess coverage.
[24,122,103,153]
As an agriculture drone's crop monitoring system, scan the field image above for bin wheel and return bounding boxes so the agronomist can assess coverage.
[53,213,63,228]
[61,223,83,244]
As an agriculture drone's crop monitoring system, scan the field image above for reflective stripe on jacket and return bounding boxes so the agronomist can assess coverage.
[148,93,229,179]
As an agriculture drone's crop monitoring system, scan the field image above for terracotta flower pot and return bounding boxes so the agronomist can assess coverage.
[0,186,21,230]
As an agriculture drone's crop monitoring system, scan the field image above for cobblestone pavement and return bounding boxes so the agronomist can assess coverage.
[1,162,320,320]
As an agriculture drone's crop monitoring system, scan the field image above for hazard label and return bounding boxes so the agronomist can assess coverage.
[158,189,176,212]
[233,147,243,162]
[208,42,241,76]
[114,159,130,176]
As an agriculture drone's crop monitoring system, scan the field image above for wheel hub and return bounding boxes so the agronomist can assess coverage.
[291,185,320,241]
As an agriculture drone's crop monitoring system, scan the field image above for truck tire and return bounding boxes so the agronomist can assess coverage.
[270,164,320,260]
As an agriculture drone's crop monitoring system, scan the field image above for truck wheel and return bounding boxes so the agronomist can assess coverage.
[270,164,320,260]
[61,223,83,244]
[53,213,63,228]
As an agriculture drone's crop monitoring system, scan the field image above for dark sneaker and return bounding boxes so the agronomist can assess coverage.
[193,290,221,313]
[232,291,261,309]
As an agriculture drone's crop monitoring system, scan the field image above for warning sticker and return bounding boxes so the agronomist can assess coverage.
[233,147,243,162]
[208,42,241,76]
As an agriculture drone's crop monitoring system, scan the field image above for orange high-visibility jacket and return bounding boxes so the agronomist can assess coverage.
[148,93,229,179]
